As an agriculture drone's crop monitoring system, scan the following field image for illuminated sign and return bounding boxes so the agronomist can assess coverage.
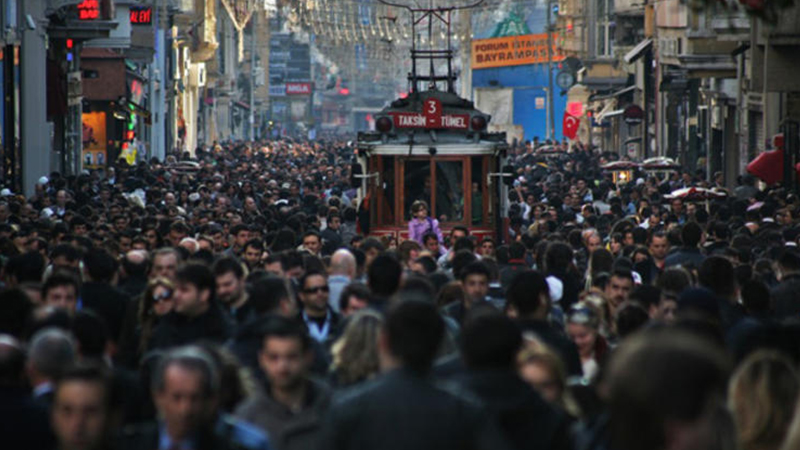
[390,112,470,130]
[130,6,153,25]
[471,33,565,69]
[286,82,312,95]
[77,0,100,21]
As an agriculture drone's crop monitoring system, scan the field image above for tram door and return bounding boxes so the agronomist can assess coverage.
[369,154,495,234]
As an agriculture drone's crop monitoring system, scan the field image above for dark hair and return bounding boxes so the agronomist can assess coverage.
[610,268,635,284]
[298,270,327,291]
[615,303,650,338]
[72,310,108,359]
[459,261,490,282]
[368,254,402,297]
[508,242,526,260]
[231,224,249,236]
[422,232,439,245]
[505,270,549,317]
[5,252,45,284]
[247,276,294,315]
[50,243,81,263]
[260,315,311,352]
[42,271,80,299]
[461,311,522,370]
[453,236,475,253]
[360,237,386,254]
[385,299,444,373]
[339,283,371,312]
[607,329,729,450]
[451,250,478,280]
[212,256,245,279]
[741,279,770,315]
[698,256,736,300]
[280,250,304,272]
[681,222,703,248]
[83,248,119,283]
[777,248,800,273]
[0,289,32,338]
[175,263,216,299]
[244,239,264,252]
[55,364,114,410]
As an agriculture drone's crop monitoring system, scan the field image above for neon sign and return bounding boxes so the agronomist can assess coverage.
[130,7,153,25]
[77,0,100,21]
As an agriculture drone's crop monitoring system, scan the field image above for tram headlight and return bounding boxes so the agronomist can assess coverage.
[471,115,487,131]
[376,116,393,133]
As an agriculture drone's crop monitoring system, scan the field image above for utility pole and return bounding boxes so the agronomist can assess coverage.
[249,13,256,141]
[546,0,555,142]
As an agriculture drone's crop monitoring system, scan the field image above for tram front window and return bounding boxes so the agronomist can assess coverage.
[404,160,432,221]
[435,161,463,222]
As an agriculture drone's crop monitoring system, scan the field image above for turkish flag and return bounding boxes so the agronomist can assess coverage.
[563,113,579,140]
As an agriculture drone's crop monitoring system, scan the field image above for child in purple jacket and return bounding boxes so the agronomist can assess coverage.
[408,200,443,246]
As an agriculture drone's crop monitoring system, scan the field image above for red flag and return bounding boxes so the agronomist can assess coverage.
[563,113,579,140]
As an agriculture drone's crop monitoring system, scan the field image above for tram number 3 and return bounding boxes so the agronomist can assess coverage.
[424,98,443,128]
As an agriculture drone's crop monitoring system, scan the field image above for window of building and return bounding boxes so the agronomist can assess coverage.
[596,0,615,57]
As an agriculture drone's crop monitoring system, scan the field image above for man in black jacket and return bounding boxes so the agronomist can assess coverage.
[81,249,131,343]
[0,335,55,450]
[319,298,512,450]
[149,264,233,350]
[457,312,572,450]
[771,248,800,317]
[505,270,583,377]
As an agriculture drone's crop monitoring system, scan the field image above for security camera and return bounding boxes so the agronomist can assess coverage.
[25,15,36,31]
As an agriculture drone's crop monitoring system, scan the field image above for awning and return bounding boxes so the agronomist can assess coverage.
[598,109,624,121]
[624,38,653,64]
[234,101,251,110]
[590,84,638,101]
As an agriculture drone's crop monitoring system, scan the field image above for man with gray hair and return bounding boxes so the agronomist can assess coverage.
[328,249,356,313]
[120,346,270,450]
[26,327,76,409]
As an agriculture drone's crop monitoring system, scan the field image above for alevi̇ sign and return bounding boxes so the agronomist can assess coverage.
[471,33,565,69]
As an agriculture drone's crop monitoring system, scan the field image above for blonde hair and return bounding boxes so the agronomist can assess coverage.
[331,310,383,386]
[729,351,799,450]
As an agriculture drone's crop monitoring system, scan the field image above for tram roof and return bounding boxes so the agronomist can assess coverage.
[358,142,504,156]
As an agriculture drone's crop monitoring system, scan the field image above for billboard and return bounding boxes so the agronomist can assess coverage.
[472,33,564,69]
[82,112,107,168]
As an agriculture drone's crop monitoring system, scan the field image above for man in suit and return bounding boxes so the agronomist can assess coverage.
[120,346,270,450]
[319,298,512,450]
[27,327,77,409]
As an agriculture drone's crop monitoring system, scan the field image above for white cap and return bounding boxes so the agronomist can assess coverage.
[189,193,201,202]
[38,176,49,185]
[0,188,13,196]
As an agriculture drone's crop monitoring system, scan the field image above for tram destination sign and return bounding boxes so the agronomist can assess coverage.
[390,112,470,130]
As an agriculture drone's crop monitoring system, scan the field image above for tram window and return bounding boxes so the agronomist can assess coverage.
[471,157,483,225]
[404,160,432,221]
[435,161,463,223]
[379,156,395,225]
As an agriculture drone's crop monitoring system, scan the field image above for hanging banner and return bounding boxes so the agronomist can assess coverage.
[471,33,564,69]
[563,112,579,140]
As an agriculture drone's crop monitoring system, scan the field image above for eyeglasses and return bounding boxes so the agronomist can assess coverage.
[152,290,172,303]
[303,286,329,294]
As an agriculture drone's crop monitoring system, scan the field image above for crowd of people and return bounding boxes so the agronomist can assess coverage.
[2,137,800,450]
